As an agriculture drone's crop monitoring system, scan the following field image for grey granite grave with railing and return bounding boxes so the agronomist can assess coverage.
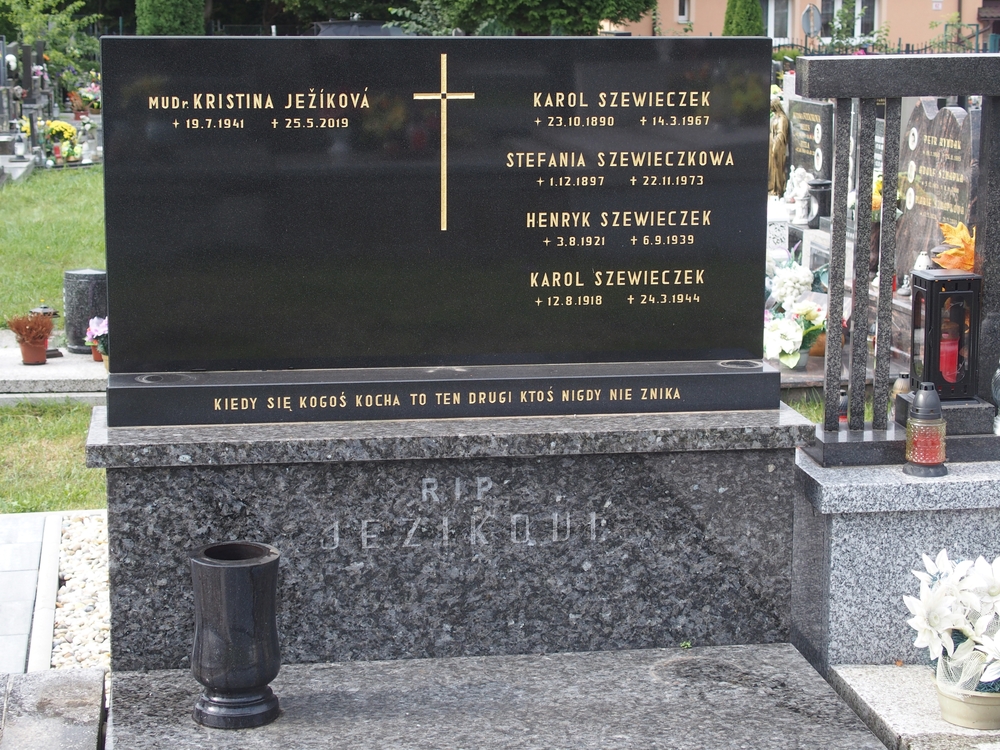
[791,53,1000,674]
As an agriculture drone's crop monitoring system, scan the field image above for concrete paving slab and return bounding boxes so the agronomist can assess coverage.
[0,635,27,672]
[0,330,107,394]
[831,663,1000,750]
[0,392,106,406]
[0,513,44,545]
[0,570,39,602]
[0,669,106,750]
[0,542,42,572]
[0,600,34,636]
[0,155,34,182]
[109,644,886,750]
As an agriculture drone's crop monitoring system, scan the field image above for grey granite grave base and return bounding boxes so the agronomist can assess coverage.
[830,664,1000,750]
[792,450,1000,673]
[108,644,885,750]
[86,406,813,673]
[0,669,107,750]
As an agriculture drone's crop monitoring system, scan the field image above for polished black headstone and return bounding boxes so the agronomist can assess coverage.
[788,99,833,180]
[102,37,775,425]
[896,98,980,273]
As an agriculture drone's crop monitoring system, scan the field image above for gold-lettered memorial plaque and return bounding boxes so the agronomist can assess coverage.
[101,37,777,425]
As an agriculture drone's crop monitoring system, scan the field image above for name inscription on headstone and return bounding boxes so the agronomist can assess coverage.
[788,99,833,180]
[317,476,612,552]
[101,37,775,425]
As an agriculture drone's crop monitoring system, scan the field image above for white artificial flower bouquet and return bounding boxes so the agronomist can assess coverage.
[905,550,1000,695]
[763,301,826,369]
[770,262,815,311]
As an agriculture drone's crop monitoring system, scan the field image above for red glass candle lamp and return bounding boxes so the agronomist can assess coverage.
[903,382,947,477]
[909,270,981,400]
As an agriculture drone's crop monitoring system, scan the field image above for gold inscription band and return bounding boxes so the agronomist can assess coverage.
[414,53,475,231]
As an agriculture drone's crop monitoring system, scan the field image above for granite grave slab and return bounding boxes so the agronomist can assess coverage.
[107,644,885,750]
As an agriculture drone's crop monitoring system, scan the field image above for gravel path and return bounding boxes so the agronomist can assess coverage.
[52,510,111,671]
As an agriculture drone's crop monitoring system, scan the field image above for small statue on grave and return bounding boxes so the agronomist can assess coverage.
[769,97,790,197]
[785,167,815,224]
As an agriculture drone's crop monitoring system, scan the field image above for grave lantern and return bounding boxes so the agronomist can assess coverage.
[909,269,981,400]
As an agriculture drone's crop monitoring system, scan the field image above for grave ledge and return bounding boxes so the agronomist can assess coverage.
[830,663,1000,750]
[796,449,1000,515]
[86,403,813,469]
[107,644,884,750]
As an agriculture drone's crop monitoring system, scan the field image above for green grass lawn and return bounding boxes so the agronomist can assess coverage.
[0,402,106,513]
[1,167,107,513]
[785,391,876,423]
[0,165,105,326]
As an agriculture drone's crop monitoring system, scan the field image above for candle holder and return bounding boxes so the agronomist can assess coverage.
[910,270,981,400]
[903,382,947,477]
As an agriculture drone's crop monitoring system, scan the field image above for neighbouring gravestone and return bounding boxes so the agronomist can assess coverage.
[788,98,833,180]
[100,36,777,426]
[89,37,819,675]
[63,269,107,354]
[896,98,980,274]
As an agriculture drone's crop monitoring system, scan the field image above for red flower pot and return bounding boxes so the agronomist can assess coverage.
[20,341,47,365]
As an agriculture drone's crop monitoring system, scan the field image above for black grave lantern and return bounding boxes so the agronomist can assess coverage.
[910,269,981,400]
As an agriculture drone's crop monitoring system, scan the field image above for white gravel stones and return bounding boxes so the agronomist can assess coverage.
[51,510,111,671]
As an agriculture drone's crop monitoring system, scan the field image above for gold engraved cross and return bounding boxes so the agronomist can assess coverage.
[413,53,475,231]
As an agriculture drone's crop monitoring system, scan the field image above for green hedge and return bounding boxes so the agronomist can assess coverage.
[136,0,204,35]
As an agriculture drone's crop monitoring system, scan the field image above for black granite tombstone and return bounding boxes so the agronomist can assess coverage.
[788,98,833,180]
[101,37,776,425]
[896,98,980,274]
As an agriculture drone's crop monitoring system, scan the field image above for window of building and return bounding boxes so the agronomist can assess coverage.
[773,0,789,38]
[758,0,789,40]
[860,1,875,35]
[821,0,835,37]
[677,0,689,22]
[818,1,877,39]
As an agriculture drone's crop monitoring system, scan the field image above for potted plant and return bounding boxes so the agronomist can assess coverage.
[79,77,101,115]
[86,316,107,362]
[41,120,77,165]
[905,549,1000,728]
[6,313,54,365]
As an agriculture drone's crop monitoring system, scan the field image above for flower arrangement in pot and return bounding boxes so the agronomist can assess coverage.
[905,549,1000,729]
[763,299,827,370]
[41,120,77,165]
[6,313,54,365]
[764,259,828,370]
[85,317,108,362]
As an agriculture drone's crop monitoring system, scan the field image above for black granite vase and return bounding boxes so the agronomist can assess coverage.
[190,541,281,729]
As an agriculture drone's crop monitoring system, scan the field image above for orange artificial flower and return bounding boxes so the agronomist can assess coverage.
[935,221,975,272]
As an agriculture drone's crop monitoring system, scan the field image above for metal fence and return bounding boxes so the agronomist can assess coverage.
[777,27,1000,57]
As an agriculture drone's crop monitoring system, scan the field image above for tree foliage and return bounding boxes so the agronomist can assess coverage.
[135,0,203,34]
[458,0,653,35]
[278,0,397,23]
[387,0,470,35]
[0,0,101,87]
[722,0,763,36]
